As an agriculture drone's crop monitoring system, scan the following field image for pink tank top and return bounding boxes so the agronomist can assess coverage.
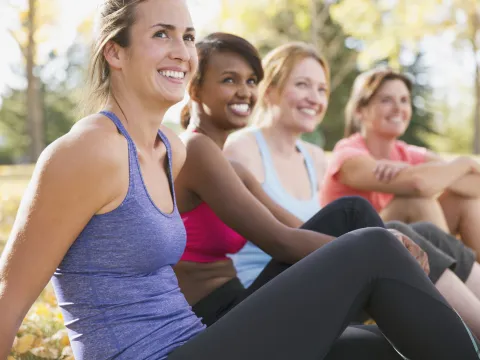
[180,202,246,263]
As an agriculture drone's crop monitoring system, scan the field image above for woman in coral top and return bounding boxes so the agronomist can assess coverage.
[322,67,480,256]
[169,33,480,359]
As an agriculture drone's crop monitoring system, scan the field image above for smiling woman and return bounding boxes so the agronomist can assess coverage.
[0,0,205,359]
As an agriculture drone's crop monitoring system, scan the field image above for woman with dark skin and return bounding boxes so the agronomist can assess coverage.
[170,33,480,359]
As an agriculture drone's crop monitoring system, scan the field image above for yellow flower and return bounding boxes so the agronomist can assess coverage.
[51,329,70,347]
[13,334,36,354]
[30,346,59,359]
[34,303,51,317]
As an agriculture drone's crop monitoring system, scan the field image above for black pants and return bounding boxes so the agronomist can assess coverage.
[169,227,479,359]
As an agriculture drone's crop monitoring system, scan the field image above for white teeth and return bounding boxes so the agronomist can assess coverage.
[159,70,185,79]
[389,117,402,123]
[300,108,316,116]
[230,104,250,113]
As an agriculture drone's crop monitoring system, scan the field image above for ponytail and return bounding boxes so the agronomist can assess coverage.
[180,101,191,129]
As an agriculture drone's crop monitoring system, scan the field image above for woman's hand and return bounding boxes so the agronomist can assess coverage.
[373,160,409,183]
[387,229,430,275]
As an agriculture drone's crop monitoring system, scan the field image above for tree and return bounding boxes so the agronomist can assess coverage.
[216,0,360,149]
[330,0,480,153]
[0,16,93,163]
[8,0,60,161]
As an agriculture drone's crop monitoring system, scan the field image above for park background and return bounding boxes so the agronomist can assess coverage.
[1,0,480,358]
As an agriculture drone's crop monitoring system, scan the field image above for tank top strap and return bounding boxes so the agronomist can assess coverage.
[295,140,319,199]
[156,128,177,208]
[100,110,135,146]
[253,129,281,187]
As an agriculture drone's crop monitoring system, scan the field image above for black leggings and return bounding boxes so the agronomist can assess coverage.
[169,227,479,359]
[169,198,479,360]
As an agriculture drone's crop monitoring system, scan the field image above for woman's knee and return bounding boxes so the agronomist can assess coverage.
[386,220,411,233]
[348,227,403,257]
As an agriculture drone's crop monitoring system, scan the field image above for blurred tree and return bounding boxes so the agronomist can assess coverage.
[217,0,360,149]
[8,0,60,162]
[399,54,439,148]
[330,0,480,153]
[0,17,93,163]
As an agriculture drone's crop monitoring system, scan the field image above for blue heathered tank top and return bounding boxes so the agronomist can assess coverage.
[51,111,205,360]
[230,129,321,287]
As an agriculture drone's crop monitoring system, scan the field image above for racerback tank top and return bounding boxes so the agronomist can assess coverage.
[51,111,205,360]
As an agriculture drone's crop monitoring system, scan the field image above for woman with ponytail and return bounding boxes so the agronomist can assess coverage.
[169,33,480,359]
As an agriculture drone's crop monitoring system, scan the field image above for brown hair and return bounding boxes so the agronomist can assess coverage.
[82,0,145,114]
[254,42,330,125]
[181,32,263,128]
[344,67,413,137]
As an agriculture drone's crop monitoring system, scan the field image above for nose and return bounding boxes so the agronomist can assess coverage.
[169,37,191,63]
[307,87,323,105]
[236,83,252,100]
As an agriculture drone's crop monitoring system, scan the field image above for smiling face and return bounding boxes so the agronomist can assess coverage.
[194,51,259,130]
[267,56,329,134]
[108,0,198,107]
[357,79,412,139]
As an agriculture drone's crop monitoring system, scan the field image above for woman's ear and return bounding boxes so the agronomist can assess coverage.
[103,40,124,71]
[264,86,279,106]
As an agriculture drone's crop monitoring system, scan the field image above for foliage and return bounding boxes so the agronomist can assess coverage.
[217,0,361,149]
[330,0,480,153]
[0,167,69,360]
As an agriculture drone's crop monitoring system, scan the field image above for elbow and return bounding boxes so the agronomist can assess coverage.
[268,228,299,264]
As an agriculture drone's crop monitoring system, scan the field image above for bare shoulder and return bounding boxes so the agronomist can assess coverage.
[224,129,259,163]
[301,141,328,166]
[160,125,186,178]
[180,131,219,157]
[34,113,127,203]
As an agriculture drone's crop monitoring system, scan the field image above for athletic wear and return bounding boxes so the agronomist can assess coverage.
[181,202,246,263]
[169,227,480,360]
[231,129,320,287]
[51,111,205,360]
[321,133,427,211]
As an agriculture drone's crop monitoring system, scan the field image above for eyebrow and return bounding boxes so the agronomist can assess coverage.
[294,76,326,85]
[221,70,257,77]
[151,23,195,32]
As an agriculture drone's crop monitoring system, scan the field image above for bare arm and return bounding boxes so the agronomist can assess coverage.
[424,152,480,198]
[0,120,123,357]
[339,155,475,198]
[177,134,334,264]
[229,160,303,228]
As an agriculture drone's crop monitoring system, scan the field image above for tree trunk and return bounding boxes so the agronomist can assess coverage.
[26,0,44,162]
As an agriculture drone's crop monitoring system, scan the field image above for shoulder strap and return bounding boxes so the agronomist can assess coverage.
[295,141,319,198]
[253,129,280,186]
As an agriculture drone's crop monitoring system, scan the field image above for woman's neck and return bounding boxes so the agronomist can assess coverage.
[260,121,300,157]
[361,130,397,159]
[104,87,167,151]
[188,105,230,149]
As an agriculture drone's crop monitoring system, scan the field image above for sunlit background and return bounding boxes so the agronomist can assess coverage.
[1,0,480,164]
[1,1,480,358]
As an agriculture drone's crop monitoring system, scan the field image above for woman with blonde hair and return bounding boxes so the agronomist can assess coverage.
[226,44,480,338]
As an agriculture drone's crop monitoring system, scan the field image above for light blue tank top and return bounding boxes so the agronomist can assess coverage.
[230,129,321,287]
[51,111,205,360]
